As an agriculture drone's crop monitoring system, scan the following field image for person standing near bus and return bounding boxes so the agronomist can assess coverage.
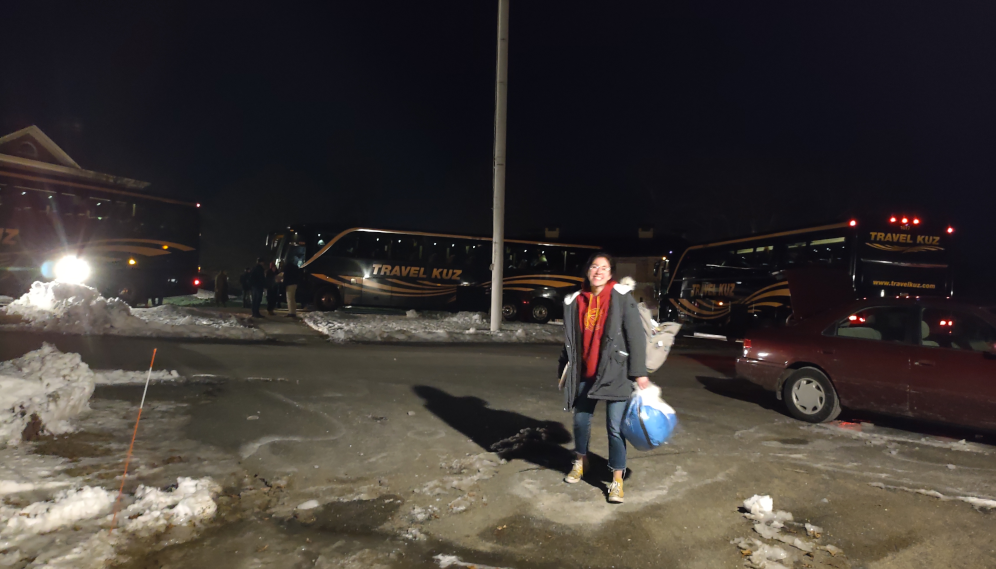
[248,259,266,318]
[282,259,302,318]
[240,268,251,308]
[214,270,229,307]
[265,261,280,315]
[558,251,648,504]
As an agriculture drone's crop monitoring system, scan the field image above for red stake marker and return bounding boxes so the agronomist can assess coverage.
[111,348,157,532]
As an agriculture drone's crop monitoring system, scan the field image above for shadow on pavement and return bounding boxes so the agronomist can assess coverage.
[413,385,620,492]
[696,375,784,413]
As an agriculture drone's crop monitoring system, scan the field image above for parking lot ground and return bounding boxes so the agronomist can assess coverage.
[1,331,994,569]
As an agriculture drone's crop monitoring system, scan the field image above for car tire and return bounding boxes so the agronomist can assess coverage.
[529,299,552,324]
[782,367,842,423]
[501,302,518,321]
[314,287,341,312]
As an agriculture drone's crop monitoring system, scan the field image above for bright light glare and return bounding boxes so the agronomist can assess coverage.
[53,256,90,284]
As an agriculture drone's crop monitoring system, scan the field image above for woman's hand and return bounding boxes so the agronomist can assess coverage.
[635,376,650,390]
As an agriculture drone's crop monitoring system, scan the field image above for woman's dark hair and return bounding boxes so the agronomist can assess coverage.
[584,251,615,285]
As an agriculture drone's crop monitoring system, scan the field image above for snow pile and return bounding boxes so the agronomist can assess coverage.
[94,368,181,385]
[733,495,844,568]
[303,310,562,343]
[2,281,265,340]
[4,281,134,333]
[116,477,221,534]
[163,289,226,307]
[0,295,14,307]
[5,486,115,534]
[0,344,95,446]
[0,477,220,567]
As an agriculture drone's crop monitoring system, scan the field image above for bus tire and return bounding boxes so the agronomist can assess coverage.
[781,367,841,423]
[529,299,552,324]
[314,287,341,312]
[501,302,518,321]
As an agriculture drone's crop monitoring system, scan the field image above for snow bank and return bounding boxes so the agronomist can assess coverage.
[2,281,264,340]
[0,295,14,307]
[304,310,562,343]
[0,344,95,446]
[0,477,220,567]
[94,368,181,385]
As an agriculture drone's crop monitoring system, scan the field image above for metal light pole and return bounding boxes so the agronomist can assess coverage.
[490,0,509,333]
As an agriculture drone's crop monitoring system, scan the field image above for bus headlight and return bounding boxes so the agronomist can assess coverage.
[53,256,91,284]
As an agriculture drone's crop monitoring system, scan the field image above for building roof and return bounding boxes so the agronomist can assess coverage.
[0,125,149,190]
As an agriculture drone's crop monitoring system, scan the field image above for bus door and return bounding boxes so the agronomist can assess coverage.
[355,232,392,307]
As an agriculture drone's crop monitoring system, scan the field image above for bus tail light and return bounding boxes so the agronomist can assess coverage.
[193,278,201,287]
[947,226,954,234]
[849,219,857,227]
[913,218,920,225]
[889,216,897,223]
[901,217,909,224]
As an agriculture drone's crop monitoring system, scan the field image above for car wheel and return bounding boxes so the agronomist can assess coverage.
[314,287,341,312]
[501,302,518,321]
[529,299,552,324]
[782,367,841,423]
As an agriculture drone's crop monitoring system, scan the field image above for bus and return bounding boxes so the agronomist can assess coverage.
[0,126,200,305]
[266,225,601,323]
[660,215,955,338]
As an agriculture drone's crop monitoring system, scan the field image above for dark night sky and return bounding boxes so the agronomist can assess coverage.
[3,2,995,288]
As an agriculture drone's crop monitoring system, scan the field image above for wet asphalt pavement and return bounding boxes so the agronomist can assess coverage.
[1,321,995,569]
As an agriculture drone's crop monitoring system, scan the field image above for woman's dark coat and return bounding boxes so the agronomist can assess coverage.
[558,282,648,412]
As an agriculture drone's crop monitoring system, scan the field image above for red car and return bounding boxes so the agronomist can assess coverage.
[737,298,996,430]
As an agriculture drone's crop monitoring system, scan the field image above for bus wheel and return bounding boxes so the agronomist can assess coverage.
[314,287,341,312]
[529,299,552,324]
[501,302,518,321]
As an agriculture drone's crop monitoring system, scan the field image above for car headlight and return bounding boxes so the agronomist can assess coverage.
[53,256,91,284]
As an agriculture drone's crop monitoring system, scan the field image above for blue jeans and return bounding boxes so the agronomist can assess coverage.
[573,381,627,472]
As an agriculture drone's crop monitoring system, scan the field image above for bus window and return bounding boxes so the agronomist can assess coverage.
[89,197,112,220]
[809,237,847,267]
[782,237,847,268]
[330,232,359,258]
[784,241,810,267]
[357,232,389,260]
[465,242,488,270]
[739,245,776,268]
[542,247,567,273]
[425,239,456,266]
[391,235,422,263]
[565,250,586,276]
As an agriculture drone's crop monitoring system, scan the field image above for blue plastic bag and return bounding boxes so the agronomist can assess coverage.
[622,385,678,451]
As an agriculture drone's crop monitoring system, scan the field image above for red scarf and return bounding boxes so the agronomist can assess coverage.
[577,280,615,380]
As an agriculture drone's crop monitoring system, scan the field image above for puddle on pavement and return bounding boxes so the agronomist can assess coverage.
[31,431,115,460]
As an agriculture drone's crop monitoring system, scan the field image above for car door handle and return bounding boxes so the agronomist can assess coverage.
[914,359,936,367]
